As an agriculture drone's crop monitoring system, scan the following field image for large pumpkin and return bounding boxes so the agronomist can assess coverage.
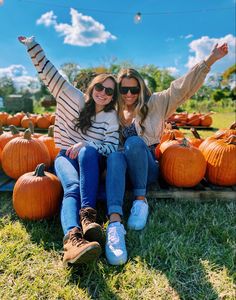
[2,129,51,179]
[160,138,206,187]
[202,135,236,186]
[13,163,62,220]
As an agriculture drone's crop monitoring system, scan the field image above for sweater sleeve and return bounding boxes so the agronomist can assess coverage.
[150,61,210,119]
[88,113,120,156]
[22,37,84,107]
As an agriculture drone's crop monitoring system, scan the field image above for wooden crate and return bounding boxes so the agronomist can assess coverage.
[1,170,235,201]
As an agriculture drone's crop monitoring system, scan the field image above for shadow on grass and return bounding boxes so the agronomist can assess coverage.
[1,192,120,299]
[127,199,235,300]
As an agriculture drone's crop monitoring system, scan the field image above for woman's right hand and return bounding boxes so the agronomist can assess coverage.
[18,36,35,45]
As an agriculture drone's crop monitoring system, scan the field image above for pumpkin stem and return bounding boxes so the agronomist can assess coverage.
[28,121,35,134]
[33,163,46,177]
[48,125,54,138]
[190,127,201,139]
[230,122,236,130]
[0,122,3,135]
[226,134,236,145]
[23,129,32,140]
[9,125,20,135]
[181,137,190,147]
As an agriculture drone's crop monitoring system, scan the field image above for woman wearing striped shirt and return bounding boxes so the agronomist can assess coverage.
[18,36,119,266]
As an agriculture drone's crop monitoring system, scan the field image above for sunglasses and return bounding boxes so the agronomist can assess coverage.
[119,86,140,95]
[94,83,114,96]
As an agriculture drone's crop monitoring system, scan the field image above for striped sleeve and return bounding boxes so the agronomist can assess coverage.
[22,37,84,107]
[88,113,119,156]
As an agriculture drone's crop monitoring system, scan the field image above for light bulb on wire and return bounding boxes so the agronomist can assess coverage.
[0,0,4,5]
[134,12,142,24]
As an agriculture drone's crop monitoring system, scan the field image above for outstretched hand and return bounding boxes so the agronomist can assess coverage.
[211,43,228,60]
[18,36,27,44]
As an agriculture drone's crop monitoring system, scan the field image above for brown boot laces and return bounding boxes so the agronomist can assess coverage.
[81,210,97,226]
[70,231,86,247]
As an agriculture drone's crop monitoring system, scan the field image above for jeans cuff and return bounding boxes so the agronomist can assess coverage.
[108,205,123,216]
[133,188,146,197]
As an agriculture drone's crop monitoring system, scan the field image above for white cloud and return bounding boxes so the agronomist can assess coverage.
[186,34,236,71]
[0,65,40,91]
[165,67,179,76]
[36,8,117,47]
[0,65,27,77]
[36,11,57,27]
[180,34,193,39]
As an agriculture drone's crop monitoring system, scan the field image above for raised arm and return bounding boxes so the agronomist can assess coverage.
[150,43,228,118]
[18,36,84,106]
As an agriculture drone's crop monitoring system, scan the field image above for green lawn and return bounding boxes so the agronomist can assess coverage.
[0,112,235,300]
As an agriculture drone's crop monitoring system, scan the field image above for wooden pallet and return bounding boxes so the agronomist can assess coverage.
[127,179,236,201]
[1,169,235,201]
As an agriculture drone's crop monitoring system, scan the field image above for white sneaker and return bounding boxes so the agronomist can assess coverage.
[105,222,127,265]
[127,199,149,230]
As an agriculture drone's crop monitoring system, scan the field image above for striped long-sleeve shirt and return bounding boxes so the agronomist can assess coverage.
[22,37,119,156]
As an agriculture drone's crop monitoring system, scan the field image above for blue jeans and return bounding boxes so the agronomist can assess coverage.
[106,136,159,216]
[54,146,104,235]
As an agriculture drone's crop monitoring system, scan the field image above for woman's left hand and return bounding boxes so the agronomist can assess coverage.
[211,43,228,60]
[66,141,87,159]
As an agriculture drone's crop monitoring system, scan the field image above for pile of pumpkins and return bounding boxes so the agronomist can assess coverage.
[0,122,62,220]
[155,122,236,187]
[0,111,55,129]
[167,112,214,127]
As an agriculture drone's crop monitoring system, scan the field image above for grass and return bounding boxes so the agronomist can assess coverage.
[0,112,236,299]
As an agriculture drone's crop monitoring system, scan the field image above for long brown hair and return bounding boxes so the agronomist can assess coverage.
[74,73,117,134]
[117,68,151,134]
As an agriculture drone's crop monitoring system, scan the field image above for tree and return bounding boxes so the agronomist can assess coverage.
[60,63,81,83]
[0,76,16,98]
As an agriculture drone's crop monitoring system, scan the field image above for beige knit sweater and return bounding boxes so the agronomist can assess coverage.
[134,61,210,145]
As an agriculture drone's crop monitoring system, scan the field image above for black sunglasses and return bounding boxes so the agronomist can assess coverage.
[94,83,114,96]
[119,86,140,95]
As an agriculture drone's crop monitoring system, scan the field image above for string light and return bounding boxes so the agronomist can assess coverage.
[17,0,235,21]
[0,0,4,6]
[134,12,142,24]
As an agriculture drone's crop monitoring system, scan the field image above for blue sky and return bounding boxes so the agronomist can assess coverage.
[0,0,235,89]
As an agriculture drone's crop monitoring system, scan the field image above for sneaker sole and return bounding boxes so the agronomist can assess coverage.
[64,244,102,265]
[84,226,104,246]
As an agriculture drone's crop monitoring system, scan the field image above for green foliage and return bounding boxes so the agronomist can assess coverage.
[0,76,16,98]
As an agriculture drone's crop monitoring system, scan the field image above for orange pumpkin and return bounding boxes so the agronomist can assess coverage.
[38,126,60,162]
[202,135,236,186]
[187,128,204,148]
[155,132,182,160]
[0,112,9,126]
[214,122,236,139]
[6,114,21,127]
[21,113,37,128]
[0,125,21,150]
[160,138,206,187]
[2,129,51,179]
[13,163,62,220]
[160,123,184,143]
[36,114,51,129]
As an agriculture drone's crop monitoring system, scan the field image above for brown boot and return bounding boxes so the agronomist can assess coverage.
[63,227,101,265]
[80,207,104,246]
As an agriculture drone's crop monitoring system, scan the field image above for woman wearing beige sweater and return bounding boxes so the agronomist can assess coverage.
[105,43,228,265]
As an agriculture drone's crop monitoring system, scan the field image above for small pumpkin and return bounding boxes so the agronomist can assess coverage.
[187,128,204,148]
[36,114,51,129]
[0,125,21,150]
[13,163,62,220]
[160,138,206,187]
[38,125,60,162]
